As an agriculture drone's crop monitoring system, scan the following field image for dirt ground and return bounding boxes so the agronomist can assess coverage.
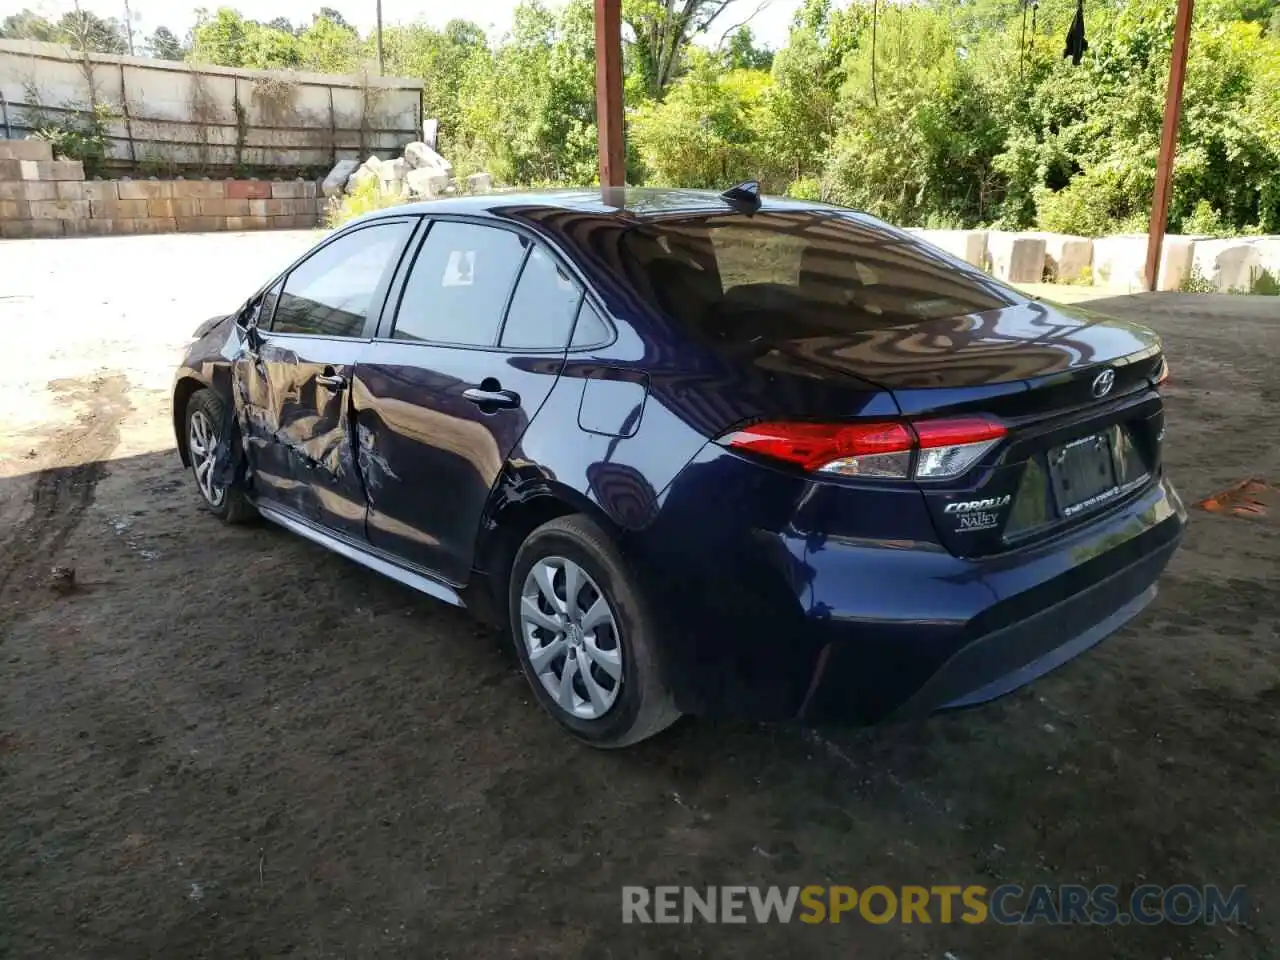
[1,233,1277,959]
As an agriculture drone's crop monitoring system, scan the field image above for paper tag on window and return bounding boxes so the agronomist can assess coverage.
[443,250,475,287]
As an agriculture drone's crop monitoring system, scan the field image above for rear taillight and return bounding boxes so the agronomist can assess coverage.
[912,417,1007,480]
[721,421,914,477]
[718,417,1006,481]
[1153,356,1170,386]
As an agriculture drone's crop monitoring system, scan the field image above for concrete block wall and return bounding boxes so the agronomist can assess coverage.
[904,228,988,267]
[988,232,1047,284]
[1,141,325,237]
[914,228,1279,292]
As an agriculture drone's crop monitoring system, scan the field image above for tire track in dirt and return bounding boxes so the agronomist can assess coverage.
[0,373,131,598]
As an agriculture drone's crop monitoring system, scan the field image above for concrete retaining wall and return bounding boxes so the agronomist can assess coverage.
[0,38,424,176]
[1,139,324,237]
[1,176,325,237]
[912,228,1278,293]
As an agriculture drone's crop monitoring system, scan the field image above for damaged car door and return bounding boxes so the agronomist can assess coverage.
[353,220,586,583]
[238,218,415,539]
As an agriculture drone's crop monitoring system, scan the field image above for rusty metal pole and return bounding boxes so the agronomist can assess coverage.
[1144,0,1195,292]
[594,0,625,192]
[376,0,385,76]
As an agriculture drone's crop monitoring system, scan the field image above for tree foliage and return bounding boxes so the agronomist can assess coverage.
[624,0,761,96]
[146,26,185,60]
[37,0,1278,236]
[189,6,361,72]
[1,7,129,53]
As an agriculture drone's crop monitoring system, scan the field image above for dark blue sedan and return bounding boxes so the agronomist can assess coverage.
[172,185,1185,746]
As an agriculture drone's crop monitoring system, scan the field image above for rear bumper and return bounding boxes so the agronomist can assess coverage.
[641,468,1186,724]
[805,515,1179,722]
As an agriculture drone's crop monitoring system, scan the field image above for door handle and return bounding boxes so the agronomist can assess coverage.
[462,386,520,409]
[316,373,347,389]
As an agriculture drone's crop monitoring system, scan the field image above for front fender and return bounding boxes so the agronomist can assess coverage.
[171,316,241,463]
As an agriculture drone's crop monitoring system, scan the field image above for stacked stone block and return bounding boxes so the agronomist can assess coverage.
[1,140,327,238]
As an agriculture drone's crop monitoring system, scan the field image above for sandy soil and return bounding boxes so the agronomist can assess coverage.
[1,234,1277,959]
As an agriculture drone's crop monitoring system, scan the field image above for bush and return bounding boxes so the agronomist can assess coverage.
[786,176,822,201]
[1180,199,1230,237]
[27,100,116,177]
[325,177,407,228]
[1249,268,1280,296]
[1179,264,1219,293]
[1035,166,1144,236]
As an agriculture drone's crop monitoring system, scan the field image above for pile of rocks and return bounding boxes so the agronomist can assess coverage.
[321,141,492,202]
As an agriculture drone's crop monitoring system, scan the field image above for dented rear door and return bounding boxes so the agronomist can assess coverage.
[238,218,417,539]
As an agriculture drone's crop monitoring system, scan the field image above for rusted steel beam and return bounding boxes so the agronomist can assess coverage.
[1145,0,1195,292]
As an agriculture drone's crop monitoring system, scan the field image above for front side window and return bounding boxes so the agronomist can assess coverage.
[257,278,283,328]
[272,221,412,337]
[499,245,584,350]
[393,221,526,346]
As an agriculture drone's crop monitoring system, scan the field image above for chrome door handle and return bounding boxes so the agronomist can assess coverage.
[462,387,520,409]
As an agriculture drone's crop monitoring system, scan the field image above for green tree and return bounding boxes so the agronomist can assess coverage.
[189,7,254,66]
[459,0,598,184]
[0,9,60,41]
[318,7,352,30]
[146,26,185,60]
[56,9,129,54]
[724,26,773,70]
[296,13,360,72]
[631,51,772,186]
[624,0,748,97]
[383,19,488,145]
[0,7,128,52]
[758,0,861,191]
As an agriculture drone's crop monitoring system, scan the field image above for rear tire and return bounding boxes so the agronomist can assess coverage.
[508,514,679,748]
[184,388,255,524]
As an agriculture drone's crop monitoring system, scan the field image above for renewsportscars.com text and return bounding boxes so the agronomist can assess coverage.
[622,884,1247,926]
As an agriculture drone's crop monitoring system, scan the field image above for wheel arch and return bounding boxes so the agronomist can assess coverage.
[172,374,214,467]
[467,473,627,629]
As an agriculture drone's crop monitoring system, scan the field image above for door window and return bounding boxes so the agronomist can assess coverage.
[392,221,526,346]
[570,300,610,348]
[272,221,412,337]
[256,278,283,327]
[499,245,584,350]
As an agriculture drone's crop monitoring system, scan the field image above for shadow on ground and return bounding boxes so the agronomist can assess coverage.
[1,291,1277,958]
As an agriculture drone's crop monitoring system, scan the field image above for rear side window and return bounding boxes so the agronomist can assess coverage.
[272,222,411,337]
[499,245,583,350]
[571,301,610,348]
[393,221,525,346]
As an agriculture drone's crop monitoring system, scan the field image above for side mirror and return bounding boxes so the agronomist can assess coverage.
[234,298,264,348]
[244,313,264,351]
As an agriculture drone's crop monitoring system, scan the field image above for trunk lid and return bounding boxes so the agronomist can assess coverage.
[711,300,1166,559]
[854,301,1166,558]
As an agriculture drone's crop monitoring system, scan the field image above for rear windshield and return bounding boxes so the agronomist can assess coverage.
[618,213,1018,340]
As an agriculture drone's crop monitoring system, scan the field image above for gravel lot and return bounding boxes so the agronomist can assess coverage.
[1,232,1277,959]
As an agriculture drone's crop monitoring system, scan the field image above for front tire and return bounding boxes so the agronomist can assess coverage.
[508,514,679,748]
[184,388,254,524]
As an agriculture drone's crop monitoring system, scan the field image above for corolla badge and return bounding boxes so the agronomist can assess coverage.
[1091,368,1116,398]
[944,495,1012,514]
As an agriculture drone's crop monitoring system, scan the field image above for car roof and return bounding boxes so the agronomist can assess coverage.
[363,186,847,222]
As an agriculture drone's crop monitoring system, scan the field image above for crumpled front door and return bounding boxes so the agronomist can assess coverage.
[233,331,368,541]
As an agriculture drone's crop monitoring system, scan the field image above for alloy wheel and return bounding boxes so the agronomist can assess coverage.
[188,409,226,508]
[520,556,623,720]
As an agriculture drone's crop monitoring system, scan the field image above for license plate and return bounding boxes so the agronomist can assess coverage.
[1049,433,1118,517]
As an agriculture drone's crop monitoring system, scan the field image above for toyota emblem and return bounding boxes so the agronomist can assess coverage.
[1091,368,1116,398]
